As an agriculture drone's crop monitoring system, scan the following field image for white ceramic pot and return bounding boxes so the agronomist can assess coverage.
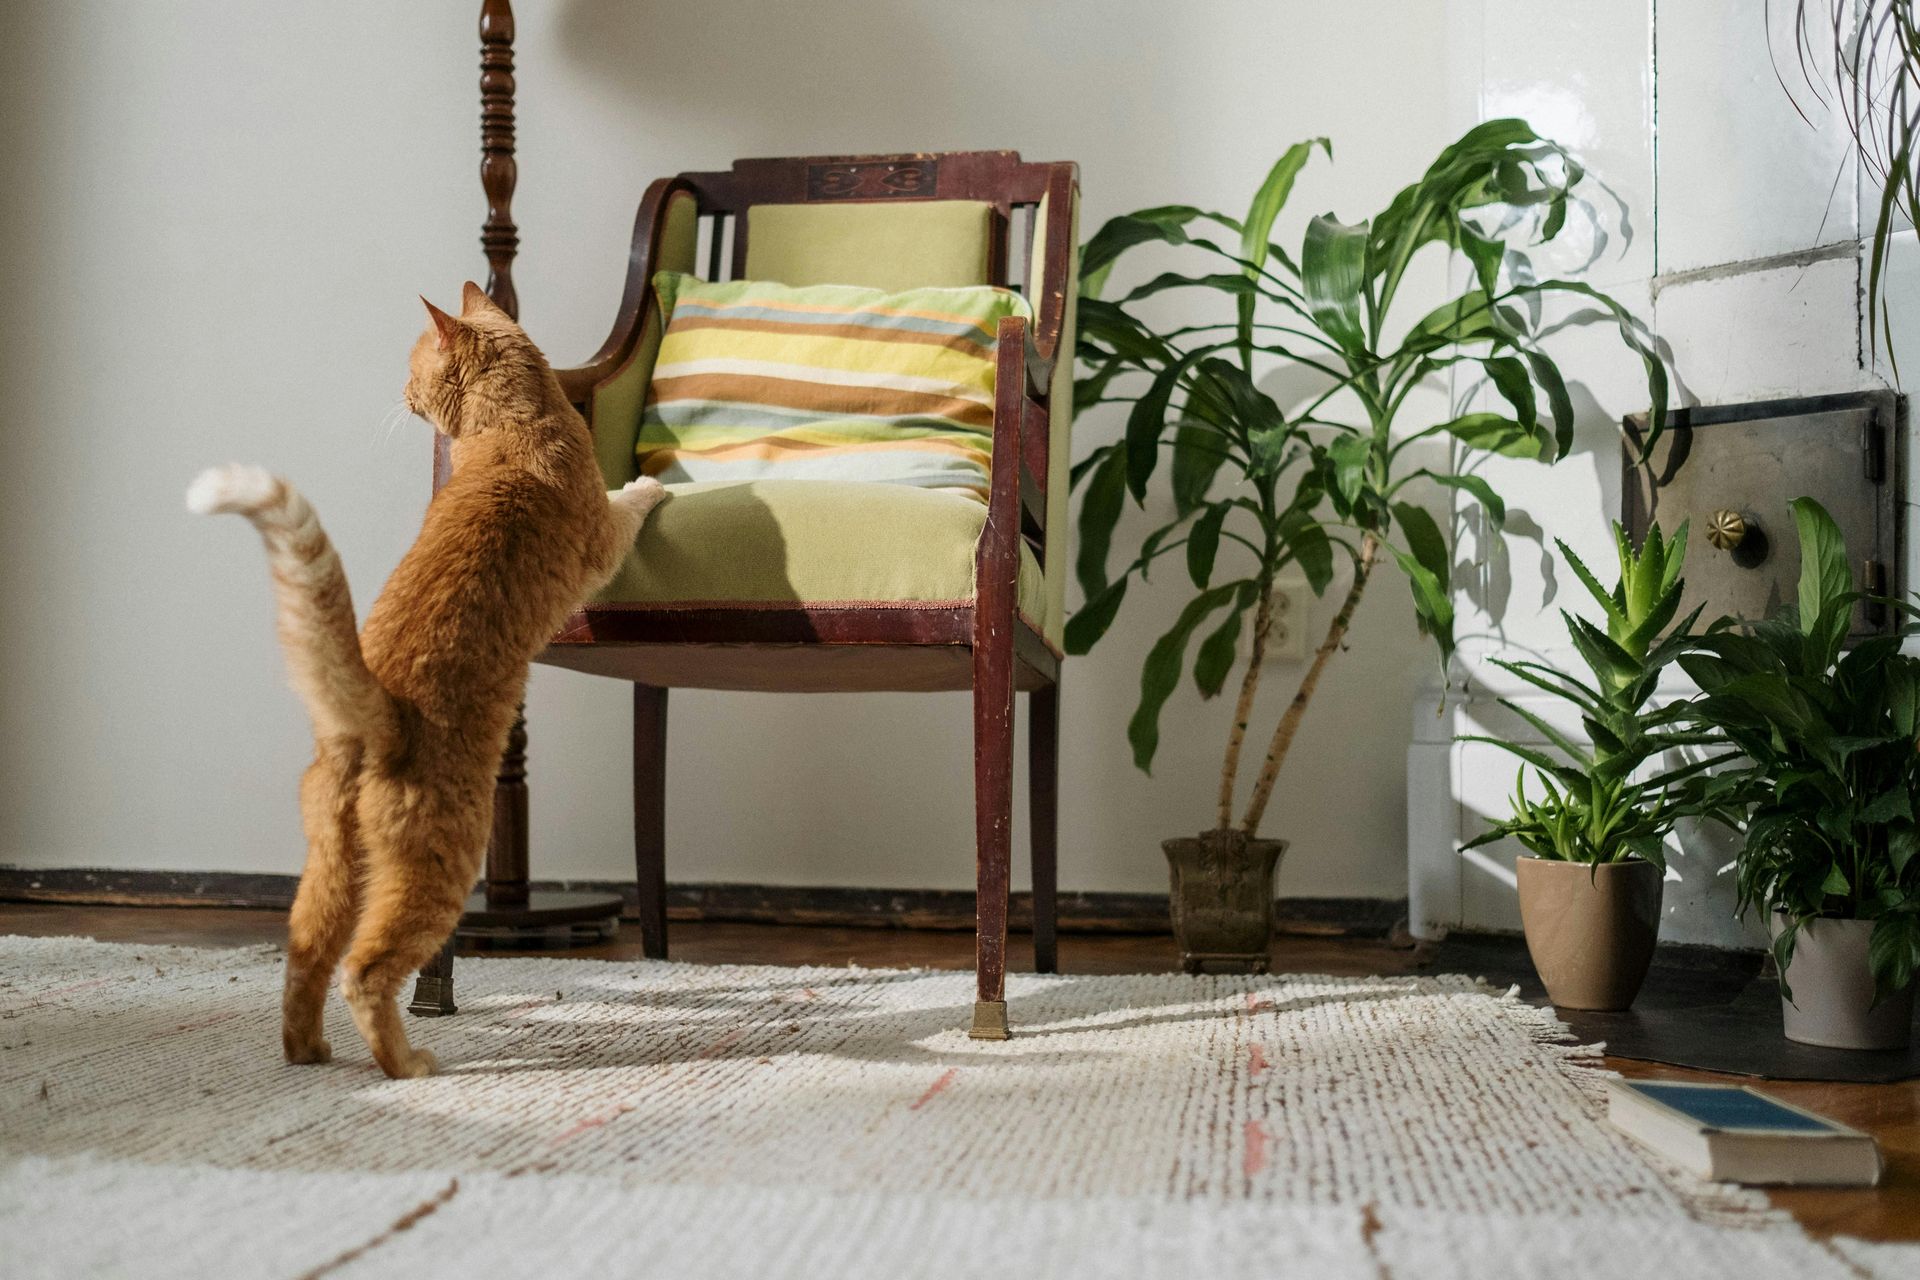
[1773,913,1916,1051]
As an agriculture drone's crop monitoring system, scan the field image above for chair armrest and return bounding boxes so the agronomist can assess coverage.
[1022,164,1078,398]
[986,316,1049,539]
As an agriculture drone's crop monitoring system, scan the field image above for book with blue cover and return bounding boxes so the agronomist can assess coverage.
[1605,1079,1881,1186]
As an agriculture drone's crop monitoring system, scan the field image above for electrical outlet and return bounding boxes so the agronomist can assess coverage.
[1263,573,1311,664]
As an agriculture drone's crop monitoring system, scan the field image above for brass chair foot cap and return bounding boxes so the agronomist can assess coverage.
[968,999,1010,1040]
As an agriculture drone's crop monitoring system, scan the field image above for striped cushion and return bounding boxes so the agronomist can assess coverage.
[636,272,1031,501]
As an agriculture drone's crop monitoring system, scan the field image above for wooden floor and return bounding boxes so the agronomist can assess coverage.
[5,901,1915,1244]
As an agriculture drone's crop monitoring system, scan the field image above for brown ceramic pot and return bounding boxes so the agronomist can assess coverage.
[1515,855,1663,1010]
[1772,913,1916,1051]
[1163,829,1288,975]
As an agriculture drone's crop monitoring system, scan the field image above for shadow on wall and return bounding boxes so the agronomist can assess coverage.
[554,0,956,152]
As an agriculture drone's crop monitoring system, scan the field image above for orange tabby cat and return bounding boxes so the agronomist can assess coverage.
[188,282,662,1078]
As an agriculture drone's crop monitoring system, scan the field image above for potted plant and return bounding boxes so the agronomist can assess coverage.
[1680,498,1920,1050]
[1068,120,1669,971]
[1460,522,1742,1009]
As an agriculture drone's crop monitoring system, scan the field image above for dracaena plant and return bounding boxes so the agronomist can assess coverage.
[1067,119,1669,838]
[1680,498,1920,1001]
[1461,521,1743,867]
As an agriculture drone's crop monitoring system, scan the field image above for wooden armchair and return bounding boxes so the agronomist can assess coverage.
[432,150,1079,1040]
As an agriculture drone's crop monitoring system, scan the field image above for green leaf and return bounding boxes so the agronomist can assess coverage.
[1481,356,1539,438]
[1488,657,1603,716]
[1187,503,1229,588]
[1391,501,1450,590]
[1124,348,1221,500]
[1388,543,1456,663]
[1170,423,1232,515]
[1790,496,1852,670]
[1419,471,1506,532]
[1128,584,1242,771]
[1401,289,1501,349]
[1565,614,1640,690]
[1118,271,1270,305]
[1820,862,1851,896]
[1555,539,1628,632]
[1302,214,1371,355]
[1074,360,1128,415]
[1435,412,1543,459]
[1455,736,1587,789]
[1194,597,1250,698]
[1456,222,1505,301]
[1077,298,1174,367]
[1891,826,1919,875]
[1277,508,1335,593]
[1495,697,1594,769]
[1080,209,1199,297]
[1064,577,1127,656]
[1868,914,1919,1005]
[1242,139,1330,275]
[1326,433,1372,508]
[1860,785,1914,826]
[1075,445,1129,598]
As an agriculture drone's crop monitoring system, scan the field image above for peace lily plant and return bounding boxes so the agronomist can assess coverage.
[1681,498,1920,1049]
[1066,120,1669,968]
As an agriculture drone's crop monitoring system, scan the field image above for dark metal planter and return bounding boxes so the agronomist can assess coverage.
[1163,830,1288,974]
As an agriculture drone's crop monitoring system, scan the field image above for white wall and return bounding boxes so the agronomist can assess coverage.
[0,1,1466,900]
[1414,1,1911,947]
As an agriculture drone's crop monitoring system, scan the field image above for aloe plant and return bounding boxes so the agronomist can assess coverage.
[1462,522,1742,867]
[1069,120,1669,839]
[1680,498,1920,1000]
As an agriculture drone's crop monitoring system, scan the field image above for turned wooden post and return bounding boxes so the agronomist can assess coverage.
[486,709,531,905]
[478,0,519,320]
[476,0,532,911]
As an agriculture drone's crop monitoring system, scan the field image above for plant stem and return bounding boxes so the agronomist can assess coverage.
[1238,532,1381,834]
[1217,585,1276,829]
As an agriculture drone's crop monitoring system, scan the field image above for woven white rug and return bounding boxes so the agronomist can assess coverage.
[0,936,1911,1279]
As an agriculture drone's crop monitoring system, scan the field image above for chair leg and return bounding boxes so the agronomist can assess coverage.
[970,623,1016,1040]
[633,683,669,960]
[407,935,458,1017]
[1029,679,1060,975]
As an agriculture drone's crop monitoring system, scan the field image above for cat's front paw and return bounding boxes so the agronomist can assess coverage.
[612,476,667,521]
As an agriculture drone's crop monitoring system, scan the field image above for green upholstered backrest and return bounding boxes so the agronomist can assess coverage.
[743,201,996,292]
[590,189,701,487]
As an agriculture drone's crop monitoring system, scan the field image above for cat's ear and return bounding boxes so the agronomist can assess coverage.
[421,296,461,351]
[460,281,501,318]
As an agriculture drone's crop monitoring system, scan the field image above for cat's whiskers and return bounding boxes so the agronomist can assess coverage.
[374,398,414,449]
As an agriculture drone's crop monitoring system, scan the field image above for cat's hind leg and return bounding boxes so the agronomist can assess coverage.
[281,738,364,1065]
[338,780,485,1078]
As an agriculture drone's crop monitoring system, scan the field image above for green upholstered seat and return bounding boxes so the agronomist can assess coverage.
[594,479,1048,627]
[584,190,1072,646]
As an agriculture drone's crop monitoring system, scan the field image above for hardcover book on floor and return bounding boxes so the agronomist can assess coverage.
[1606,1079,1882,1186]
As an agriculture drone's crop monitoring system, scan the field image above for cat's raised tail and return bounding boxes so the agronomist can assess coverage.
[187,464,395,744]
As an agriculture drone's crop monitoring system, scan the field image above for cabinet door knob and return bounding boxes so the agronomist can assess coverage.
[1707,509,1748,552]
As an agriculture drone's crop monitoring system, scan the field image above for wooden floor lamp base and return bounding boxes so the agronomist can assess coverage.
[453,890,624,950]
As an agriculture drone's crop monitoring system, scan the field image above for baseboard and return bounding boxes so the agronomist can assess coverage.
[0,866,1406,937]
